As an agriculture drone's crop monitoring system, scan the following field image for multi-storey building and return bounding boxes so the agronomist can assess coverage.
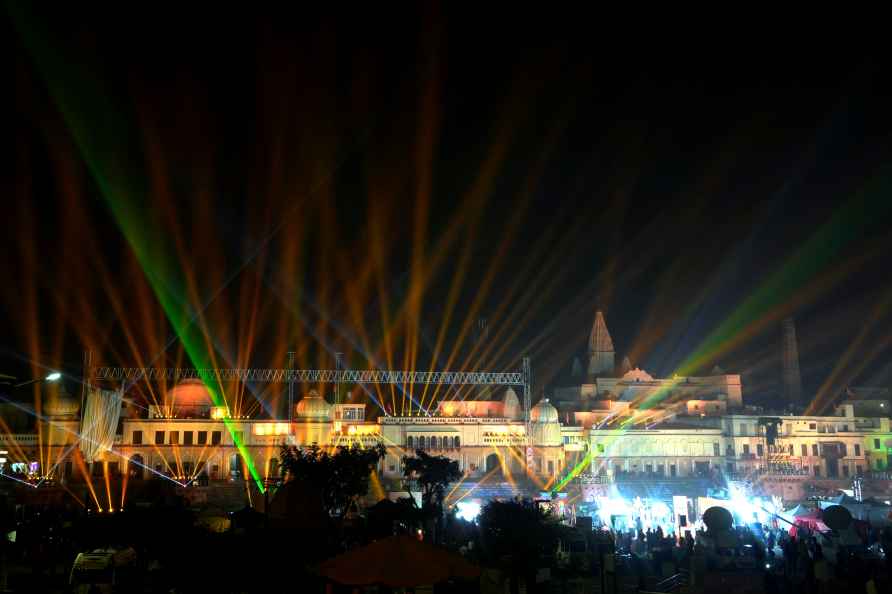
[2,313,890,506]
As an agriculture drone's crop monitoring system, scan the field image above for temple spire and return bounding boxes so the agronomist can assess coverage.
[587,310,615,377]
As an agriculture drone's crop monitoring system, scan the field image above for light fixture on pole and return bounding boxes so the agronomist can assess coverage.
[11,372,63,389]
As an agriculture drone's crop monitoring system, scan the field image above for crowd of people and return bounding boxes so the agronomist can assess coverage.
[597,518,892,593]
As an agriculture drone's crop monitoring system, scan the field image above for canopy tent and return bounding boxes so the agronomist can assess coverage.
[828,494,861,506]
[783,504,816,518]
[318,535,480,587]
[819,497,892,526]
[789,514,828,538]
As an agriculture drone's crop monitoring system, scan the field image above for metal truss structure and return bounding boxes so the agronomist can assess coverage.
[89,355,534,465]
[93,366,526,386]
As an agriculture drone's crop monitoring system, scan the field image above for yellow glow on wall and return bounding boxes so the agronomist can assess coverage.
[253,423,290,436]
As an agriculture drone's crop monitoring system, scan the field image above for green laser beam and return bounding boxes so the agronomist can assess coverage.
[10,5,265,492]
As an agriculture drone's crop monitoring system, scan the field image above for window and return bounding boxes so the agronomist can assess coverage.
[454,436,460,448]
[669,464,677,477]
[132,430,143,445]
[233,431,244,444]
[183,462,193,476]
[713,443,720,457]
[842,465,849,477]
[801,444,807,456]
[211,431,222,445]
[726,445,734,456]
[154,431,165,445]
[742,444,750,455]
[169,431,179,445]
[812,444,819,456]
[657,464,665,475]
[198,431,207,445]
[547,460,554,474]
[855,444,861,456]
[756,444,764,457]
[840,444,847,457]
[809,423,816,430]
[874,439,881,449]
[418,436,426,450]
[856,465,863,475]
[841,425,849,432]
[645,464,653,474]
[739,424,748,435]
[813,465,820,477]
[183,431,193,446]
[407,436,414,449]
[388,464,396,472]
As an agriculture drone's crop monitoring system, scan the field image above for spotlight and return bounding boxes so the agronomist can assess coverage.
[45,372,62,382]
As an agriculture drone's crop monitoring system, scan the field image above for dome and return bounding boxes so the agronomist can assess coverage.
[530,398,559,423]
[168,379,214,408]
[295,390,332,420]
[45,395,80,417]
[40,383,79,418]
[502,388,521,420]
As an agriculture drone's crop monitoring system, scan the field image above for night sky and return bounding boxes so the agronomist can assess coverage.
[4,7,892,411]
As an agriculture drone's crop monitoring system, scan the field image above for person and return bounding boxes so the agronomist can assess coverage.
[812,545,829,594]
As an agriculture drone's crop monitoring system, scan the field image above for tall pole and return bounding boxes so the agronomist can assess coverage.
[523,357,533,471]
[335,352,344,406]
[287,351,295,423]
[80,351,92,435]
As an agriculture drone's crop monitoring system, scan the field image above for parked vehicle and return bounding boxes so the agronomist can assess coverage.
[69,547,136,594]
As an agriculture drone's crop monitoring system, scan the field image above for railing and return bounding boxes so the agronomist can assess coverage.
[0,434,40,445]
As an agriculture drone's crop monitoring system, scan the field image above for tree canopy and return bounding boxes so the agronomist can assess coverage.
[279,443,385,518]
[402,449,462,516]
[478,499,564,571]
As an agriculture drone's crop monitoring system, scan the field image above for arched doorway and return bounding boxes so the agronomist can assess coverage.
[230,453,242,480]
[129,454,145,480]
[485,453,502,476]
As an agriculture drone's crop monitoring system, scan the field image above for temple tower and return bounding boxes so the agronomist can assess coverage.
[781,317,802,404]
[588,310,615,377]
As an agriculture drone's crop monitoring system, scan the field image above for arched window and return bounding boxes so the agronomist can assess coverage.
[268,457,279,479]
[418,436,426,450]
[407,436,414,449]
[454,436,460,448]
[432,437,440,449]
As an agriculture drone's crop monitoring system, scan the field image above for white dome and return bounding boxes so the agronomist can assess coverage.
[530,398,559,423]
[295,390,332,420]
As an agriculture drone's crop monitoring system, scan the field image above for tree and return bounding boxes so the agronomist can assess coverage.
[279,443,385,519]
[478,499,564,594]
[402,449,462,542]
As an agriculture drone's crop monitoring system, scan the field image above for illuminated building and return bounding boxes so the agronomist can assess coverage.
[554,311,744,414]
[0,316,890,505]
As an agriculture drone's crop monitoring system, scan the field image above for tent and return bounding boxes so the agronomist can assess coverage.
[318,535,480,587]
[786,504,816,517]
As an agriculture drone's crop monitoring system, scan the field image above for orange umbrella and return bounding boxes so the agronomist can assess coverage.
[318,535,480,587]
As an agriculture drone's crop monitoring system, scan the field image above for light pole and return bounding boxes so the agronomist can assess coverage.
[9,371,63,389]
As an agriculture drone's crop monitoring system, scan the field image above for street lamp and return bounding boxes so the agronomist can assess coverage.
[13,372,63,388]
